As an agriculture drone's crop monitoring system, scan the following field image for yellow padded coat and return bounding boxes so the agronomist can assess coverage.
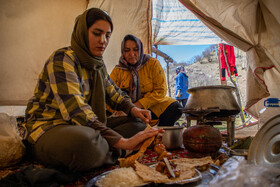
[110,57,176,117]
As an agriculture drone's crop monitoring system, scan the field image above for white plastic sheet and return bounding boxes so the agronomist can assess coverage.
[152,0,221,45]
[209,156,280,187]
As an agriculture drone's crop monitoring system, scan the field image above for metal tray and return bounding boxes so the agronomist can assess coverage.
[248,114,280,168]
[85,166,202,187]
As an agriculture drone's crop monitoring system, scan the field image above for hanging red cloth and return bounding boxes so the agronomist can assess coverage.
[219,43,238,81]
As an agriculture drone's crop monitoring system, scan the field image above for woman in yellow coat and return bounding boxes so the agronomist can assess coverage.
[110,34,182,126]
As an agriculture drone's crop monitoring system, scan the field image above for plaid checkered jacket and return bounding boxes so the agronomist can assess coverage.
[23,47,133,144]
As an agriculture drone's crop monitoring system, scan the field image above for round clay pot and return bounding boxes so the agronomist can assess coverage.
[183,125,222,153]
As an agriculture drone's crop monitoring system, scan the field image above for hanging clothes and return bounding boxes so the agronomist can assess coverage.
[219,43,238,81]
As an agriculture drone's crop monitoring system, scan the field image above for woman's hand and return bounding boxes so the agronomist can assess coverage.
[113,127,164,150]
[134,101,143,109]
[130,106,151,123]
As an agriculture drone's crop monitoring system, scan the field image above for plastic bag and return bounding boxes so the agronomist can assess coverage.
[209,156,280,187]
[0,113,25,168]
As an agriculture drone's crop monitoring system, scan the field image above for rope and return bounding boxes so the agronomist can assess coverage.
[220,118,258,134]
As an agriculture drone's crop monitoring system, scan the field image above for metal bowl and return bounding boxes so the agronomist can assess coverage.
[159,126,184,150]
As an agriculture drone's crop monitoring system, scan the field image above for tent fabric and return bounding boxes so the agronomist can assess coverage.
[0,0,88,106]
[0,0,152,106]
[179,0,280,117]
[152,0,221,45]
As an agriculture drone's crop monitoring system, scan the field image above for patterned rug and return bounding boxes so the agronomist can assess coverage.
[65,148,215,186]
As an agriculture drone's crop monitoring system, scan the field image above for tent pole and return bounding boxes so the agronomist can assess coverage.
[151,46,174,97]
[165,60,171,97]
[222,44,246,125]
[155,45,158,58]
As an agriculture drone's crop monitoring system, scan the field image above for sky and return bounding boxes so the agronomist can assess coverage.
[152,45,212,68]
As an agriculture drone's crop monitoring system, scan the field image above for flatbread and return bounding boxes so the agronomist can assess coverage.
[172,156,214,169]
[135,160,196,183]
[135,161,171,183]
[135,156,214,184]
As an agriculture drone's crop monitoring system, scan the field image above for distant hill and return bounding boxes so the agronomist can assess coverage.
[164,47,247,108]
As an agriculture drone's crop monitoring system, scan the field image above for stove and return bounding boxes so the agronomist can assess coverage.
[182,108,237,147]
[182,85,241,147]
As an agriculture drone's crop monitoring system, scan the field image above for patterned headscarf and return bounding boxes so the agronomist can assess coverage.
[116,34,151,102]
[71,8,112,124]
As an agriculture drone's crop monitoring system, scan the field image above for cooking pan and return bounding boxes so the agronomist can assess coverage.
[184,85,241,117]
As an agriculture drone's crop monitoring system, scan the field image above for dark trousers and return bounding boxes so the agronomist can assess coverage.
[151,101,182,126]
[177,98,188,108]
[32,116,146,171]
[177,98,188,119]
